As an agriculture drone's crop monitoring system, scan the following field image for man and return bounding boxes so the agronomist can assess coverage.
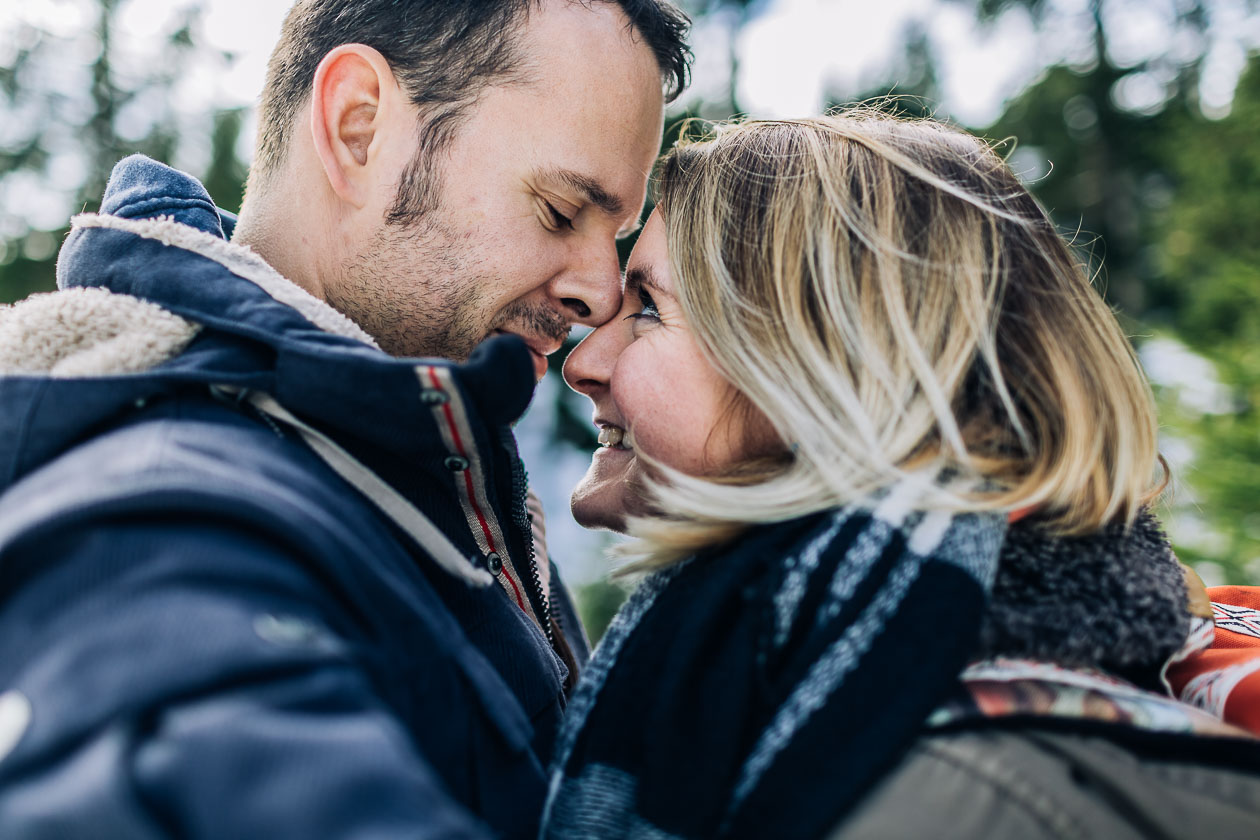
[0,1,688,837]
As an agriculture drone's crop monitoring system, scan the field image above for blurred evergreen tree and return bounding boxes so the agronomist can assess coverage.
[0,0,247,302]
[964,0,1260,580]
[1146,59,1260,580]
[967,0,1234,314]
[1159,62,1260,354]
[575,578,634,647]
[202,108,250,217]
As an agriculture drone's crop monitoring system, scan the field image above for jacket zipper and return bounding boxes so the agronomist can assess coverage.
[504,427,554,648]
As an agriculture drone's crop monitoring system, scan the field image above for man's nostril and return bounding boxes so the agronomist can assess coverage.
[563,298,591,319]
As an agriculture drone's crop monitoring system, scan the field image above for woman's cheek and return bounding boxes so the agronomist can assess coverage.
[631,403,714,476]
[614,332,726,474]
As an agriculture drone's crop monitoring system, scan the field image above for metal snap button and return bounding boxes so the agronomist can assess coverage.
[485,552,503,576]
[444,455,470,472]
[420,389,449,406]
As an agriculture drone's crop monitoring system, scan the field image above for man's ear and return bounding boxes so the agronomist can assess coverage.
[309,44,401,208]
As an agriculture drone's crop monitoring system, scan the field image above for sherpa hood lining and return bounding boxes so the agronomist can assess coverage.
[69,213,380,350]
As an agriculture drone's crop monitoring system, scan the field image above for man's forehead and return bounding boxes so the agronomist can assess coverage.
[503,2,663,239]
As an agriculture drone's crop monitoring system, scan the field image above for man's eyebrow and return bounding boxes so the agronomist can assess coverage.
[543,167,625,217]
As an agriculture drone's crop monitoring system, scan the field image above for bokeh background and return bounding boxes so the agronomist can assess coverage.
[3,0,1260,639]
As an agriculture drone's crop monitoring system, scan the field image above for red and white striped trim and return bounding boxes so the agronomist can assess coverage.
[417,365,540,626]
[236,388,493,588]
[1181,657,1260,718]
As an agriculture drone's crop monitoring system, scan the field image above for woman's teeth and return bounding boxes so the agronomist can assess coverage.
[598,426,625,449]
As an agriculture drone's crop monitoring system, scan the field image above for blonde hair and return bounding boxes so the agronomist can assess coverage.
[624,109,1164,569]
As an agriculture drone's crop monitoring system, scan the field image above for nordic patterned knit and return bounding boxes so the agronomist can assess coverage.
[541,481,1007,840]
[1169,586,1260,735]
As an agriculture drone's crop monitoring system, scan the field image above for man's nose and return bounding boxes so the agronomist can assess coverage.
[551,238,623,327]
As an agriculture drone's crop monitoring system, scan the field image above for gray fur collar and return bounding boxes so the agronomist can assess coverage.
[977,509,1190,690]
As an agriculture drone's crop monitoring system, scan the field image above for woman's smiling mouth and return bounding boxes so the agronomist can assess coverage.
[597,425,630,450]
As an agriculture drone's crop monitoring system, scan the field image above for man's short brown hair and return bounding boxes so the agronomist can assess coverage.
[252,0,690,222]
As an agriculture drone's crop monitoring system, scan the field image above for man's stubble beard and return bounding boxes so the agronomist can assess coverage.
[330,214,488,360]
[331,217,574,364]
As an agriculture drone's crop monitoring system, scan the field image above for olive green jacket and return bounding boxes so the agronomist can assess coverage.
[833,729,1260,840]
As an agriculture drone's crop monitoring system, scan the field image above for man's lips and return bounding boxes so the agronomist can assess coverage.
[526,346,548,382]
[492,330,557,382]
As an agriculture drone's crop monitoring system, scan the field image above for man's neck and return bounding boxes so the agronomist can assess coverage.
[232,194,327,301]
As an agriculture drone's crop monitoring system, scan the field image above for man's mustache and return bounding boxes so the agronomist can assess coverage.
[495,302,572,345]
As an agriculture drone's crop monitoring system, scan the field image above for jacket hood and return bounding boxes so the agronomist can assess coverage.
[0,156,537,552]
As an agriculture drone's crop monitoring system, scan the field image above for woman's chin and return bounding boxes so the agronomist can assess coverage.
[569,448,637,534]
[570,497,628,533]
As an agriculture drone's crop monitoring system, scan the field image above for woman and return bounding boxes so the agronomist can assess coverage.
[542,112,1260,839]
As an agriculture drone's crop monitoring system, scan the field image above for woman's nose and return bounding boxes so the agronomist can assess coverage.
[562,318,626,397]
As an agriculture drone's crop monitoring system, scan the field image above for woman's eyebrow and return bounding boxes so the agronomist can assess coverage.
[625,266,668,296]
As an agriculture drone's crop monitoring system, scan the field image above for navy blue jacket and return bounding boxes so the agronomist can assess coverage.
[0,156,587,838]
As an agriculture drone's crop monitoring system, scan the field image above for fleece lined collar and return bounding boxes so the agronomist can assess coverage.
[0,287,199,377]
[68,212,379,350]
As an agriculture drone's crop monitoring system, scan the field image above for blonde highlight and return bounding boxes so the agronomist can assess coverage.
[619,109,1164,571]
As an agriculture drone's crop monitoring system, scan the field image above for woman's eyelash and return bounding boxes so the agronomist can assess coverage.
[546,202,574,230]
[626,286,660,322]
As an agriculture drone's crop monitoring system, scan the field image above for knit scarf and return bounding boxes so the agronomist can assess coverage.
[541,483,1007,840]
